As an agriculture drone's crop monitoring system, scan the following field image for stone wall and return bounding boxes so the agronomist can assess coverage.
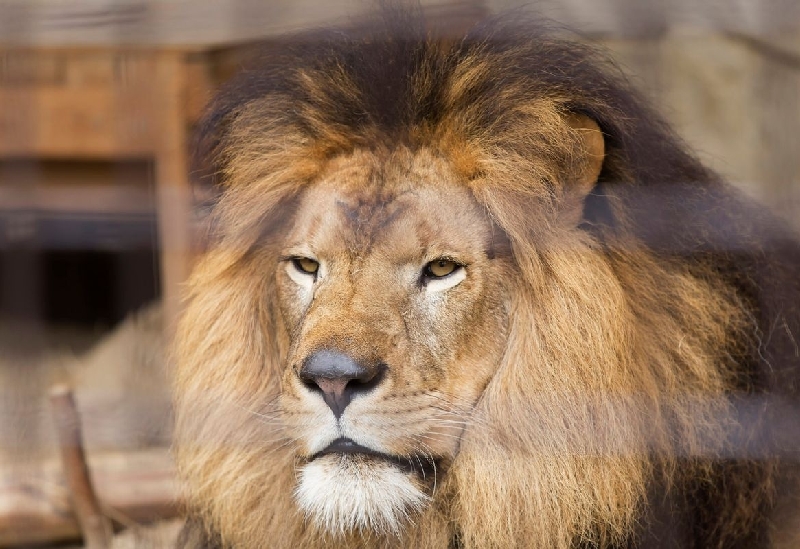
[599,30,800,229]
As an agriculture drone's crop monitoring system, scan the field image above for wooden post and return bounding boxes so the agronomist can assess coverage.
[49,384,112,549]
[154,50,192,335]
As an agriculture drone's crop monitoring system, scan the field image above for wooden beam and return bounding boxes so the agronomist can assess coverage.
[0,447,179,545]
[49,384,112,549]
[153,50,192,334]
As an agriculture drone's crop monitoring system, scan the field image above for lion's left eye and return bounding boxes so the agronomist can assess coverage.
[292,257,320,276]
[424,259,461,279]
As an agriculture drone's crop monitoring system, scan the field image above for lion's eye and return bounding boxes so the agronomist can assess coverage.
[424,259,460,279]
[292,257,319,276]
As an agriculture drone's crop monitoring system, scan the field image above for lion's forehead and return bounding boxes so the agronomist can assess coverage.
[287,151,490,258]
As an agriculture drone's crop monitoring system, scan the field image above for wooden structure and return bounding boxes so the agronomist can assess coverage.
[0,447,177,545]
[0,46,209,545]
[0,47,211,331]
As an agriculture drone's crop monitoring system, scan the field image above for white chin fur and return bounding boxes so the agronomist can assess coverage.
[294,455,429,536]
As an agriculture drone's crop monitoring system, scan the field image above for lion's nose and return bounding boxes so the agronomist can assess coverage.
[299,350,384,418]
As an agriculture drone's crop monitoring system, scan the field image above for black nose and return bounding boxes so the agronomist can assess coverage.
[299,350,384,418]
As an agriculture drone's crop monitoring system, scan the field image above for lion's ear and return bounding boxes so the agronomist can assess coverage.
[563,113,605,223]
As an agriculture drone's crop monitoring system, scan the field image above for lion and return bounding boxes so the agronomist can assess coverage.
[173,11,800,549]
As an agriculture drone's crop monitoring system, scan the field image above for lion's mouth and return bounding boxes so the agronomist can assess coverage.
[311,437,438,478]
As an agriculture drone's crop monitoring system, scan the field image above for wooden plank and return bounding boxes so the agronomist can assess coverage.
[0,448,179,546]
[184,53,214,125]
[0,184,154,216]
[49,385,113,549]
[0,84,157,158]
[153,51,192,334]
[0,49,188,158]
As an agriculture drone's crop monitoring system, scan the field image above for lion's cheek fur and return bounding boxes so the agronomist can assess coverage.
[439,237,739,549]
[443,250,644,548]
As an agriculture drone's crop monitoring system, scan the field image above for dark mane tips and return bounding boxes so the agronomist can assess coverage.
[193,11,707,190]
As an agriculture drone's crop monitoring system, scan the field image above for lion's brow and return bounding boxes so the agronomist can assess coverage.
[334,192,416,233]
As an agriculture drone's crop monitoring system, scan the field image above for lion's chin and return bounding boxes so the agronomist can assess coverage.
[294,454,430,536]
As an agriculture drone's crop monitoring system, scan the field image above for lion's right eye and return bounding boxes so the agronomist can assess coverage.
[424,259,460,279]
[292,257,319,276]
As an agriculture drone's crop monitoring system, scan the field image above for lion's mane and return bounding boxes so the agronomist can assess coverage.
[174,11,800,549]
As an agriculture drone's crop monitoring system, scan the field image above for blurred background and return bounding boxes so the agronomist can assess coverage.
[0,0,798,547]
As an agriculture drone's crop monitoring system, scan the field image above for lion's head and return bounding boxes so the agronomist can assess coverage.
[275,148,511,533]
[174,12,798,549]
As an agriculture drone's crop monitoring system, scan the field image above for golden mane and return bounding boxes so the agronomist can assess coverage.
[174,11,800,549]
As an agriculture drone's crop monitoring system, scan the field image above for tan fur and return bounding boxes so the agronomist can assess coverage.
[174,24,779,549]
